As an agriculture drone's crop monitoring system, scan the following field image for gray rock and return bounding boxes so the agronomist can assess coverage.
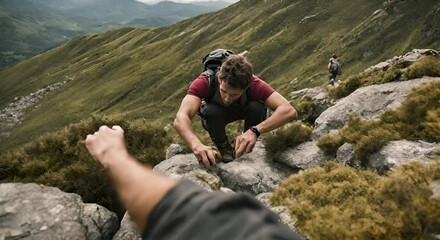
[289,87,335,123]
[165,143,186,159]
[0,183,118,240]
[336,143,358,167]
[255,192,272,208]
[369,140,438,173]
[255,193,301,234]
[82,204,120,240]
[112,212,142,240]
[154,154,223,191]
[276,141,327,169]
[216,141,296,195]
[313,77,440,138]
[156,142,296,195]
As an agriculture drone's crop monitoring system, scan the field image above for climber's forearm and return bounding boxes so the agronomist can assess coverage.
[103,150,177,232]
[85,125,177,233]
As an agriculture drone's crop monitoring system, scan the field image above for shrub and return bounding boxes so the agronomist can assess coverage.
[264,122,313,156]
[0,114,172,216]
[406,56,440,79]
[316,133,344,157]
[291,96,316,124]
[329,74,362,99]
[353,127,400,164]
[396,82,440,141]
[271,161,440,240]
[424,109,440,140]
[381,67,403,83]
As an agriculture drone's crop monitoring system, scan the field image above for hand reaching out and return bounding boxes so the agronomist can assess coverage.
[85,125,128,167]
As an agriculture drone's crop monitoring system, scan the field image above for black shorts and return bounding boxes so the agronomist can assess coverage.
[142,180,304,240]
[328,72,338,80]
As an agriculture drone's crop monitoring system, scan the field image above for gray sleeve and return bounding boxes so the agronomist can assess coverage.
[142,180,304,240]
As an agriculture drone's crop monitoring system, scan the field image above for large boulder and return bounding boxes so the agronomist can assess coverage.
[154,153,222,191]
[289,87,335,123]
[256,192,301,233]
[313,77,440,137]
[112,212,142,240]
[216,141,296,195]
[275,141,328,169]
[155,142,296,195]
[165,143,187,160]
[368,140,439,174]
[0,183,119,240]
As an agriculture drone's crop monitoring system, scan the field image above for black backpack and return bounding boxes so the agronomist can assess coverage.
[201,49,251,103]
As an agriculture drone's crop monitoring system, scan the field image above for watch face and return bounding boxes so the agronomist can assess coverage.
[251,126,260,137]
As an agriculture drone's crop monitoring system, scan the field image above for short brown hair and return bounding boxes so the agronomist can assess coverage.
[219,55,253,89]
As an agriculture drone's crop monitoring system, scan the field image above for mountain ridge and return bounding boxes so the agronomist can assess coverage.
[0,0,231,68]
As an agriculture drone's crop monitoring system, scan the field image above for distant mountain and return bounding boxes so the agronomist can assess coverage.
[0,0,439,150]
[0,0,231,69]
[0,0,84,67]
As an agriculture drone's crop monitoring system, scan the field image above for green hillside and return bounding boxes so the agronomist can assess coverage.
[0,0,439,150]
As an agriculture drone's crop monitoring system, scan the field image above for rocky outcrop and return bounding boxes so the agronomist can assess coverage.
[368,140,438,174]
[215,141,296,195]
[112,213,142,240]
[313,77,440,138]
[364,49,439,73]
[275,141,328,169]
[335,140,439,172]
[0,183,118,240]
[154,153,223,191]
[165,143,187,159]
[155,141,297,195]
[256,192,300,232]
[336,143,358,167]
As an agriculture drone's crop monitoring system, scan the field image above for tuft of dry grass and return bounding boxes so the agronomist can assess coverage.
[271,161,440,240]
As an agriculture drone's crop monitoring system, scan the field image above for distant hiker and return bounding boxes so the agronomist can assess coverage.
[85,125,304,240]
[174,50,297,168]
[327,54,342,85]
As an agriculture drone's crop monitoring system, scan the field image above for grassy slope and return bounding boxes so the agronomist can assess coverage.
[0,0,439,150]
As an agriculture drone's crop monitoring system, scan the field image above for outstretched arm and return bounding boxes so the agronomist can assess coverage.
[85,125,177,232]
[174,95,219,168]
[235,92,297,158]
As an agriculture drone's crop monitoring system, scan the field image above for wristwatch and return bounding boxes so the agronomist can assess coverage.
[250,126,261,138]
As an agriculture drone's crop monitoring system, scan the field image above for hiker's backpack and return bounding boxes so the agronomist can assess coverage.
[330,59,342,75]
[201,49,251,104]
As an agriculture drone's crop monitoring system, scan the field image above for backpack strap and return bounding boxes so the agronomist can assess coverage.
[201,68,217,102]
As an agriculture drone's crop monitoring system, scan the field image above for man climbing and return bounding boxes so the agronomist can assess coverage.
[327,54,342,85]
[174,51,297,168]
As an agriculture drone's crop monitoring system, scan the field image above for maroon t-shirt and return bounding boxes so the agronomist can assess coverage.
[188,74,274,102]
